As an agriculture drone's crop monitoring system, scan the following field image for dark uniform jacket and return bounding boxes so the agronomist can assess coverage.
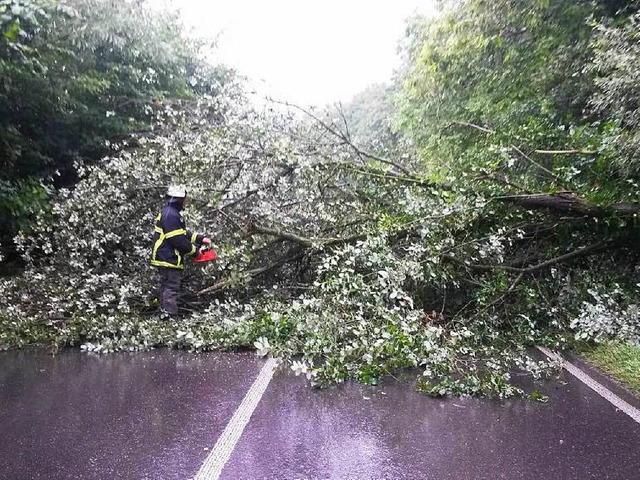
[150,198,204,269]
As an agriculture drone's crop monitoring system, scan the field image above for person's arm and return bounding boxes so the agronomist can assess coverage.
[187,230,205,247]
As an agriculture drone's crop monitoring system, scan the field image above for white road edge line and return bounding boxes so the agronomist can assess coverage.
[536,346,640,425]
[194,357,279,480]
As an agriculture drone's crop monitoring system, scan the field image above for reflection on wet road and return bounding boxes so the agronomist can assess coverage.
[224,367,640,479]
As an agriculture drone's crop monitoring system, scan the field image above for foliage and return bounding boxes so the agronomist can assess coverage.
[575,341,640,394]
[0,0,233,263]
[590,10,640,177]
[337,83,399,147]
[0,87,561,396]
[0,179,51,263]
[395,0,640,330]
[570,286,640,343]
[0,0,222,180]
[400,0,597,177]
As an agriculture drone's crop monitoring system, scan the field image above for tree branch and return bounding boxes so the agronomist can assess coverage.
[197,252,306,296]
[341,165,446,189]
[478,271,524,315]
[450,121,495,134]
[196,224,367,296]
[510,145,567,186]
[217,162,297,211]
[251,225,315,247]
[446,239,614,274]
[450,121,596,178]
[250,224,366,247]
[495,192,640,217]
[270,98,415,176]
[473,173,530,192]
[533,149,596,155]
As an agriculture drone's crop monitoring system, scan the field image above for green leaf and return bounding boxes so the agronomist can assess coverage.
[529,389,549,403]
[3,19,19,42]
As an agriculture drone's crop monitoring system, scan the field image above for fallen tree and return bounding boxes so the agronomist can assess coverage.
[0,90,636,397]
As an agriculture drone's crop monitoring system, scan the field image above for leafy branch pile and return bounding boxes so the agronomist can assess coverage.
[2,0,640,397]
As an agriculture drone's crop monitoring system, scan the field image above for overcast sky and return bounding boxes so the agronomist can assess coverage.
[150,1,436,106]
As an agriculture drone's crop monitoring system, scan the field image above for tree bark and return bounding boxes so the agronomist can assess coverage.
[496,192,640,217]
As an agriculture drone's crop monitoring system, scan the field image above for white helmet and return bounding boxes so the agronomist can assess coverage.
[167,185,187,198]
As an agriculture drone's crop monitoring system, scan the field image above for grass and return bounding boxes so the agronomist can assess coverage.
[575,341,640,395]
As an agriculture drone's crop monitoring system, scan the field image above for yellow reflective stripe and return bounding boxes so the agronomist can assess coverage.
[151,212,190,268]
[152,211,164,262]
[150,259,184,269]
[188,244,196,256]
[191,232,197,243]
[152,232,165,263]
[165,229,187,239]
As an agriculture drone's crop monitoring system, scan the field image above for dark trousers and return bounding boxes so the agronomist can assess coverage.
[157,267,182,316]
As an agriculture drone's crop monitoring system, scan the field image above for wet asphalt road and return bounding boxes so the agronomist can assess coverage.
[0,349,639,479]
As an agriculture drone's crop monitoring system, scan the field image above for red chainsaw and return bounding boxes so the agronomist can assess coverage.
[195,244,217,263]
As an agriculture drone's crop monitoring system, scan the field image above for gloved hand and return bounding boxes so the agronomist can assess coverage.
[202,237,212,245]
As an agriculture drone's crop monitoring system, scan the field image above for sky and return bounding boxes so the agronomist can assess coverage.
[150,1,437,106]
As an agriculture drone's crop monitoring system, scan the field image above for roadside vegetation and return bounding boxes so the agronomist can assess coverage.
[1,0,639,397]
[575,341,640,395]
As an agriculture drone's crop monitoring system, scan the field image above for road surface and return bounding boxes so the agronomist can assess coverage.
[0,349,639,479]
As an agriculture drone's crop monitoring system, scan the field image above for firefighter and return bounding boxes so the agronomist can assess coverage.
[150,185,211,317]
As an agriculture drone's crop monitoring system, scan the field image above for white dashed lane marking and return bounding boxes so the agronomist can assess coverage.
[537,346,640,425]
[193,357,278,480]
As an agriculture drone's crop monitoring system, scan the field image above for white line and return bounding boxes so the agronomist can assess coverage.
[194,357,278,480]
[536,346,640,424]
